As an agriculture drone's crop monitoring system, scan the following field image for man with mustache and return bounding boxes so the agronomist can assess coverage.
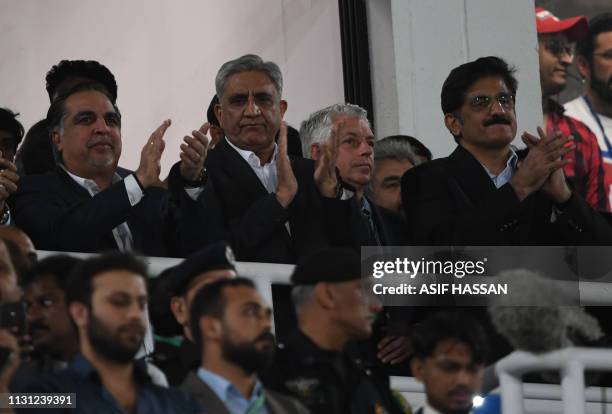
[10,81,207,255]
[411,311,488,414]
[565,13,612,210]
[20,252,202,413]
[536,8,609,212]
[402,56,612,244]
[262,248,405,414]
[300,103,408,246]
[183,277,308,413]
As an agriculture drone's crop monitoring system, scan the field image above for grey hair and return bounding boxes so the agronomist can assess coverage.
[215,54,283,100]
[373,136,420,167]
[299,103,370,159]
[291,285,316,314]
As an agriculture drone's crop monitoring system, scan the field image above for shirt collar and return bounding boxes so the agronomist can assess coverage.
[225,137,278,167]
[69,353,151,384]
[197,367,264,403]
[480,148,518,179]
[60,164,122,190]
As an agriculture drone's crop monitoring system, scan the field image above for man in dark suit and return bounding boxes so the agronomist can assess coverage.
[10,82,205,256]
[300,103,409,247]
[183,277,309,414]
[401,56,612,245]
[177,54,350,263]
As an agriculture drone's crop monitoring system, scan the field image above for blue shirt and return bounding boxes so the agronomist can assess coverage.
[479,150,518,188]
[19,354,203,414]
[197,367,269,414]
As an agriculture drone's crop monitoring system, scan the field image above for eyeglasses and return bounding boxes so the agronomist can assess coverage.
[544,40,574,57]
[594,51,612,61]
[468,92,516,111]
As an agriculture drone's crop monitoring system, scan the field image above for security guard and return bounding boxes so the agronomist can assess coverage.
[150,241,237,385]
[261,247,408,414]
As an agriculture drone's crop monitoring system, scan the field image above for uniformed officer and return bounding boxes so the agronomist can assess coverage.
[261,247,408,414]
[150,241,237,385]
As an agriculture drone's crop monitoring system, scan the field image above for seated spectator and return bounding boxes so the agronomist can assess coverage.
[10,82,208,255]
[370,135,420,215]
[177,54,352,263]
[20,252,202,413]
[535,8,609,212]
[183,277,309,413]
[262,247,404,414]
[401,56,612,244]
[15,119,56,176]
[0,108,22,226]
[152,241,237,386]
[410,311,488,414]
[301,103,408,245]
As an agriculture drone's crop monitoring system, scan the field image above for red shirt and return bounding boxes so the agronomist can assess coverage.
[545,99,610,212]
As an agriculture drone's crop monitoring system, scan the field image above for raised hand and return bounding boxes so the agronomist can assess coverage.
[314,121,342,198]
[509,127,573,201]
[135,119,171,188]
[180,123,211,182]
[0,153,19,211]
[275,122,298,208]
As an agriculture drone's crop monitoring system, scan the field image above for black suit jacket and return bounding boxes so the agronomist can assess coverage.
[10,166,196,256]
[179,139,352,263]
[401,145,612,245]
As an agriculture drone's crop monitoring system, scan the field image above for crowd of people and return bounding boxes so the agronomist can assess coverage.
[0,7,611,414]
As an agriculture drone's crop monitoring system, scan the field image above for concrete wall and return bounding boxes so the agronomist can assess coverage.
[0,0,344,175]
[367,0,544,158]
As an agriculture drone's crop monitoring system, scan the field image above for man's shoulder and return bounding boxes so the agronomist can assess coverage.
[264,386,310,413]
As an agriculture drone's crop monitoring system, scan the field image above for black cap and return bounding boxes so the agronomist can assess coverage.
[291,248,361,285]
[168,241,236,296]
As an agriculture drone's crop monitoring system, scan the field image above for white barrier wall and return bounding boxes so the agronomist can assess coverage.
[0,0,344,176]
[367,0,544,157]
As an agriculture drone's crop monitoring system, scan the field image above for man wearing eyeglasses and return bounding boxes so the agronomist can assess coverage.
[536,8,610,213]
[401,56,612,245]
[565,13,612,211]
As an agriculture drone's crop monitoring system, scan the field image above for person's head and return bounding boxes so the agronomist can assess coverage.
[206,95,225,147]
[301,104,374,192]
[45,60,118,103]
[0,108,25,162]
[535,8,588,98]
[47,82,122,179]
[169,242,237,340]
[21,255,81,359]
[442,56,518,152]
[66,252,148,364]
[190,277,274,375]
[384,134,432,163]
[291,248,381,347]
[214,54,287,156]
[15,119,57,176]
[0,239,19,302]
[0,227,36,282]
[576,13,612,105]
[410,311,488,414]
[370,136,419,214]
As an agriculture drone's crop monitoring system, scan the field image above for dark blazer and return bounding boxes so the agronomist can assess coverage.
[180,138,352,263]
[10,166,197,256]
[180,371,310,414]
[401,145,612,245]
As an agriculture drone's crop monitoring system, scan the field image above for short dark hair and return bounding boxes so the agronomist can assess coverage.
[15,119,57,176]
[21,254,82,290]
[441,56,518,116]
[0,108,25,153]
[378,135,429,163]
[47,82,121,135]
[411,310,489,364]
[189,277,256,349]
[65,252,148,307]
[576,13,612,63]
[207,95,220,127]
[45,60,118,103]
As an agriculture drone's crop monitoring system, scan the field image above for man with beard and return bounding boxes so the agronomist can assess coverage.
[565,14,612,209]
[20,252,202,413]
[262,248,405,414]
[183,277,308,413]
[401,56,612,244]
[410,311,488,414]
[536,8,609,212]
